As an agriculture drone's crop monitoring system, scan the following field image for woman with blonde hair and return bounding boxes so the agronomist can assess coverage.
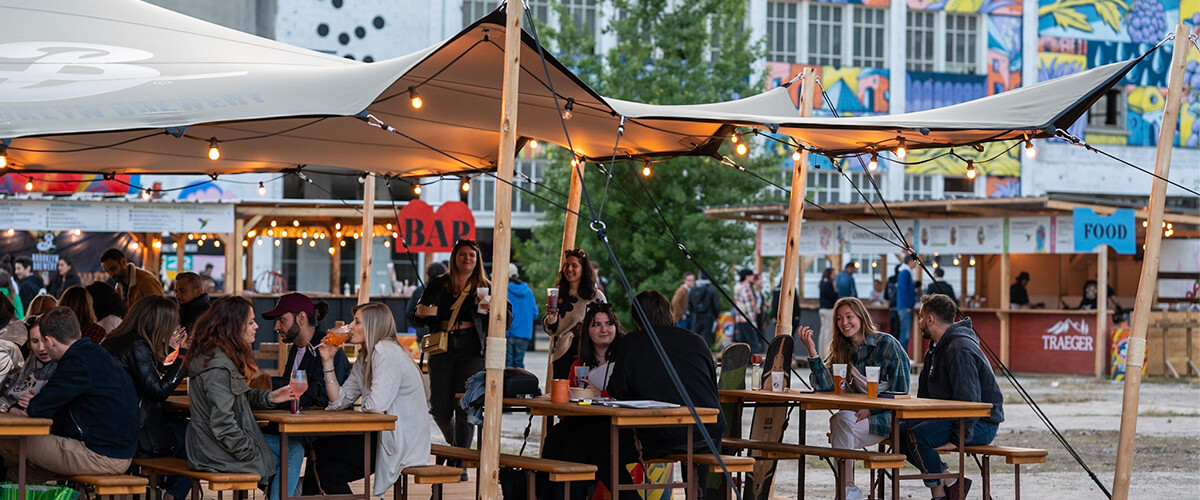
[306,303,430,496]
[25,295,57,317]
[798,297,910,500]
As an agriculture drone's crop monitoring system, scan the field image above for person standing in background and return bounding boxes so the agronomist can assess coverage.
[13,257,44,316]
[406,262,447,344]
[1010,271,1032,309]
[671,273,694,330]
[174,272,211,333]
[835,262,858,299]
[505,264,538,369]
[687,272,721,347]
[895,255,917,353]
[99,248,163,308]
[818,267,837,360]
[47,257,81,300]
[925,268,956,305]
[733,269,762,354]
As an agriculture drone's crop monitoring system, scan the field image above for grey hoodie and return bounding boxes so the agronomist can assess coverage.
[917,318,1004,441]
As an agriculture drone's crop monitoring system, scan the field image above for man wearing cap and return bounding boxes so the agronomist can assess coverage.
[262,293,350,409]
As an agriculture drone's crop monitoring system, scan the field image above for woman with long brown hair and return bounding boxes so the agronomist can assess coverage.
[412,239,498,450]
[567,302,623,397]
[186,296,299,500]
[798,297,910,500]
[58,286,106,344]
[544,248,606,380]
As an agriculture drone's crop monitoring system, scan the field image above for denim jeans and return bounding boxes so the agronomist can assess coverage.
[898,419,999,487]
[263,434,304,500]
[506,336,529,368]
[897,308,913,353]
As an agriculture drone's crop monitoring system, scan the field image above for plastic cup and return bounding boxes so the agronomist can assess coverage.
[547,288,559,313]
[832,363,848,395]
[551,379,570,403]
[770,371,785,393]
[866,366,881,398]
[477,287,491,313]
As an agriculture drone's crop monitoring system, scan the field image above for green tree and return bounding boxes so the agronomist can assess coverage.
[514,0,780,314]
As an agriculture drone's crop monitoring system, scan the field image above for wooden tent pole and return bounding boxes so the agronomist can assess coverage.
[999,252,1011,366]
[176,234,186,277]
[774,67,816,337]
[1112,23,1188,500]
[1096,246,1108,377]
[478,1,522,497]
[357,175,376,305]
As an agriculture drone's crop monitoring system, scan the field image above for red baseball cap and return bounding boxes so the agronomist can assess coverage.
[261,293,315,320]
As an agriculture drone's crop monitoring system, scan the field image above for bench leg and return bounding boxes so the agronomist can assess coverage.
[1014,464,1021,500]
[525,470,536,500]
[432,483,443,500]
[981,455,991,500]
[396,474,406,500]
[190,480,201,500]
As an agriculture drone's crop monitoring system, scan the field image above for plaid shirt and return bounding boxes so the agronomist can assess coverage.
[733,281,757,325]
[809,332,911,437]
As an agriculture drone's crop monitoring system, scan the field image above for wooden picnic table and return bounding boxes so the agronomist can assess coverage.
[164,395,397,500]
[720,389,992,500]
[502,396,719,499]
[0,412,53,500]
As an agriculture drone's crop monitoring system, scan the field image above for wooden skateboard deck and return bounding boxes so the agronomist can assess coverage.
[744,334,794,500]
[705,342,751,498]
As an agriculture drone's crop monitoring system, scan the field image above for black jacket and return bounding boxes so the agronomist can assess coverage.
[178,293,212,333]
[27,338,139,459]
[411,274,513,356]
[918,318,1004,441]
[686,281,721,319]
[606,325,726,458]
[819,280,837,309]
[18,274,44,313]
[102,332,187,456]
[926,282,957,304]
[48,273,81,299]
[272,330,351,409]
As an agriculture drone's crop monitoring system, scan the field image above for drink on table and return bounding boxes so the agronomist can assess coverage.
[289,370,308,414]
[832,363,847,395]
[749,354,764,390]
[547,288,559,313]
[865,366,881,398]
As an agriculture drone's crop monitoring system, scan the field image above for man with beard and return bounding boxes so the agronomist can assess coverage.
[262,293,350,408]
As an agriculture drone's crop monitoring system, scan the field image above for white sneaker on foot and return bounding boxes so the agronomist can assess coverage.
[845,485,865,500]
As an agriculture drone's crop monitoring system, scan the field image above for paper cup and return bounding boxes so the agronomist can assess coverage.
[770,371,785,392]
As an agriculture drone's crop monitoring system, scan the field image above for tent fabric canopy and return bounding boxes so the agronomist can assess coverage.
[0,0,1147,176]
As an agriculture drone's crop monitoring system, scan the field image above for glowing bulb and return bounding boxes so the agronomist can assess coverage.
[131,242,139,250]
[4,229,12,236]
[731,133,739,144]
[792,149,801,162]
[267,229,275,236]
[207,138,220,160]
[1143,220,1149,228]
[281,230,288,237]
[200,234,206,240]
[642,163,651,177]
[392,232,399,238]
[413,184,422,195]
[142,189,152,200]
[868,153,878,172]
[461,179,470,192]
[270,220,277,227]
[187,233,195,240]
[932,262,939,269]
[870,261,878,268]
[271,239,279,247]
[248,230,257,238]
[172,242,178,249]
[409,87,422,109]
[1167,223,1173,230]
[735,143,747,156]
[529,140,538,149]
[853,262,860,269]
[335,231,342,238]
[292,220,300,227]
[309,240,316,247]
[24,178,33,191]
[561,98,574,120]
[383,240,391,248]
[296,238,302,246]
[953,258,960,265]
[152,240,161,249]
[896,137,907,159]
[241,240,249,247]
[213,240,221,248]
[335,222,341,230]
[385,223,392,231]
[966,160,977,180]
[72,229,81,236]
[196,239,204,247]
[258,182,266,196]
[301,231,308,239]
[1024,139,1036,159]
[328,247,335,255]
[570,157,579,167]
[353,232,360,239]
[0,145,6,168]
[257,239,263,246]
[969,258,976,266]
[339,240,346,247]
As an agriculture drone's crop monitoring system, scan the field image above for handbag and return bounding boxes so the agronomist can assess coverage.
[420,290,470,355]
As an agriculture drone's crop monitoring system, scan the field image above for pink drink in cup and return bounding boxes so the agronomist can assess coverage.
[547,288,559,313]
[289,370,308,414]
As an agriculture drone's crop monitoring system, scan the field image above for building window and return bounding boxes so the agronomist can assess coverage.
[807,170,841,205]
[767,1,800,63]
[562,0,599,37]
[944,14,979,74]
[942,176,976,199]
[851,7,887,67]
[846,172,882,203]
[807,3,843,66]
[904,174,937,201]
[462,0,491,27]
[469,159,546,214]
[906,11,936,71]
[468,176,496,211]
[1087,89,1127,132]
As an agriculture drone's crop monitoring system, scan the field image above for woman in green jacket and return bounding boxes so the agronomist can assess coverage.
[186,296,300,500]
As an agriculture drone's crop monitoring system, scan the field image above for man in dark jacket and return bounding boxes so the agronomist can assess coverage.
[262,293,350,409]
[900,294,1004,500]
[13,256,44,314]
[174,272,211,333]
[686,273,722,345]
[0,307,138,480]
[925,268,957,304]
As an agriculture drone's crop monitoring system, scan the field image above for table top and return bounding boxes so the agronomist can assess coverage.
[165,395,396,433]
[0,412,52,436]
[719,389,992,419]
[502,396,719,426]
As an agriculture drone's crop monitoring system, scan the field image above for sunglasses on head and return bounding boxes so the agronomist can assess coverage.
[565,248,588,259]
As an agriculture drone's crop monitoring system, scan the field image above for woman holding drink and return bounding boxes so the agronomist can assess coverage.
[185,296,302,500]
[544,248,606,380]
[798,297,910,500]
[566,303,623,398]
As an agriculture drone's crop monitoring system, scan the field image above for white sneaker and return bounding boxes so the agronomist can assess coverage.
[845,485,865,500]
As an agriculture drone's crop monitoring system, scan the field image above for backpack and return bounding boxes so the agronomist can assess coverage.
[884,276,898,305]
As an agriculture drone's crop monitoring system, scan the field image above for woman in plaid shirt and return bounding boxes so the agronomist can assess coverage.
[798,297,910,500]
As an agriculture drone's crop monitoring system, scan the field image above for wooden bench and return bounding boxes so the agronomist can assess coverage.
[56,475,149,499]
[724,437,905,500]
[133,457,260,500]
[938,445,1047,500]
[646,453,755,500]
[395,465,462,500]
[431,444,595,500]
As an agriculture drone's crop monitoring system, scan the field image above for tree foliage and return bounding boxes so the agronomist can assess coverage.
[514,0,781,313]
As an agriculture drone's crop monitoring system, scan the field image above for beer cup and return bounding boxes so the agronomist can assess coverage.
[865,366,881,398]
[832,363,848,395]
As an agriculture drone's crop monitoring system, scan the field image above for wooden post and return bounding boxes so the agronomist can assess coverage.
[331,225,342,295]
[960,255,969,306]
[999,252,1011,366]
[1096,246,1108,377]
[175,234,186,277]
[223,231,236,295]
[144,233,161,277]
[478,1,521,497]
[1112,24,1188,500]
[774,67,816,337]
[232,220,246,294]
[245,234,255,292]
[357,176,376,305]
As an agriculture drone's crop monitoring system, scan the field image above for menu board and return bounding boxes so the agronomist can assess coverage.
[0,200,233,233]
[1007,216,1053,254]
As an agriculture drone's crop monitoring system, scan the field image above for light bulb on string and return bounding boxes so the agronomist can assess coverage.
[895,137,907,159]
[328,247,335,255]
[383,240,391,248]
[292,220,300,227]
[248,230,257,238]
[141,189,151,200]
[385,223,392,231]
[200,234,206,240]
[267,229,275,237]
[953,258,960,266]
[24,177,33,191]
[1142,220,1148,228]
[461,178,470,192]
[213,240,221,248]
[561,98,574,120]
[4,229,12,237]
[274,239,281,247]
[339,240,346,247]
[0,144,7,168]
[792,149,802,162]
[409,87,422,109]
[281,230,288,237]
[301,231,308,239]
[870,261,878,268]
[641,162,651,177]
[172,242,178,249]
[735,141,747,156]
[207,138,220,160]
[413,184,422,195]
[966,160,977,180]
[72,229,81,236]
[187,233,195,240]
[529,140,538,149]
[131,241,139,250]
[258,182,266,196]
[969,257,976,266]
[309,240,316,247]
[256,239,264,246]
[270,220,277,227]
[730,133,739,144]
[353,232,360,240]
[197,239,204,247]
[296,238,302,246]
[867,152,878,172]
[1023,138,1036,159]
[335,230,342,238]
[242,240,249,247]
[335,222,341,230]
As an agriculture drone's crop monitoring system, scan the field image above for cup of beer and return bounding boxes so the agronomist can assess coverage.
[865,366,881,398]
[832,363,848,395]
[547,288,559,313]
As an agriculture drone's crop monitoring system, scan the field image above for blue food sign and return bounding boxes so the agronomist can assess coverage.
[1074,208,1135,255]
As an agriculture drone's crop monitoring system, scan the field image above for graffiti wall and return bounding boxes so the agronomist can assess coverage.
[766,63,891,115]
[0,174,137,195]
[1037,0,1198,148]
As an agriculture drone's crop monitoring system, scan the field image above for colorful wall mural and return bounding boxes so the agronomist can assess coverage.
[766,63,891,115]
[0,174,137,195]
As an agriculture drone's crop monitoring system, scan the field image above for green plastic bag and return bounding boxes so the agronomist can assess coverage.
[0,482,80,500]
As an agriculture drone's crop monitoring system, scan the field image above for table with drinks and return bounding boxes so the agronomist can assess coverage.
[0,413,53,500]
[719,378,992,500]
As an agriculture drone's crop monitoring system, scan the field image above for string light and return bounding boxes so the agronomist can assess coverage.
[561,98,574,120]
[953,257,960,266]
[385,223,392,231]
[1142,220,1148,228]
[292,220,300,227]
[413,184,422,195]
[267,229,275,236]
[207,138,220,160]
[895,137,907,159]
[735,141,747,156]
[24,177,33,191]
[335,230,342,238]
[296,238,302,246]
[213,239,221,248]
[258,182,266,196]
[257,239,264,246]
[241,240,249,247]
[792,149,801,162]
[152,240,161,249]
[328,247,335,255]
[461,178,470,192]
[247,230,257,238]
[383,240,391,248]
[570,156,580,167]
[0,144,6,168]
[932,262,939,269]
[281,230,288,237]
[335,222,341,230]
[529,139,538,149]
[641,162,651,177]
[339,240,346,247]
[172,242,178,249]
[1023,137,1036,159]
[274,239,281,247]
[969,257,976,266]
[4,229,12,236]
[130,241,139,250]
[197,239,204,247]
[870,261,878,268]
[391,231,399,238]
[730,133,739,144]
[966,160,977,180]
[409,87,422,109]
[309,240,316,247]
[867,152,878,172]
[200,234,206,240]
[72,229,81,236]
[301,231,308,239]
[187,233,195,240]
[270,220,277,227]
[353,232,360,239]
[141,189,152,200]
